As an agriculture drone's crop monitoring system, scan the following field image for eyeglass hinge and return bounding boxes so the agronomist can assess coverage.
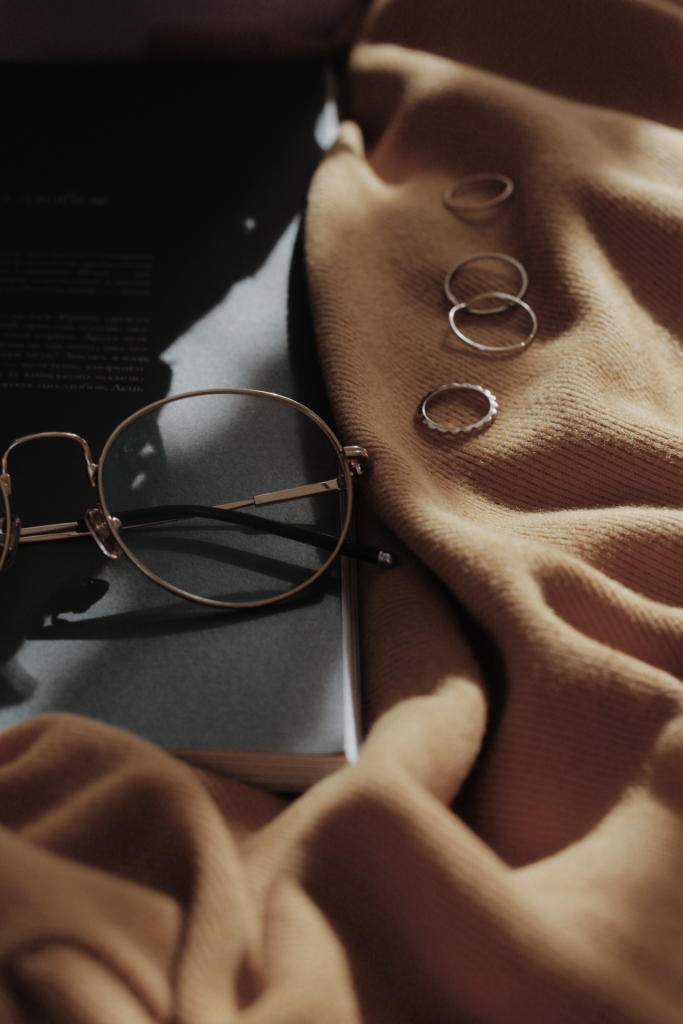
[343,446,369,476]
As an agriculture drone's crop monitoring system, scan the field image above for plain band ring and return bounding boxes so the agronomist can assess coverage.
[418,383,498,435]
[444,173,514,211]
[448,292,538,353]
[444,252,529,312]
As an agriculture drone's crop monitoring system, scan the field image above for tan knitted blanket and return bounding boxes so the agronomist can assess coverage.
[3,1,683,1020]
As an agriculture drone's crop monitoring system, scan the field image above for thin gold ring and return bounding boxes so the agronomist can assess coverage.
[444,173,514,211]
[448,292,537,353]
[444,252,528,312]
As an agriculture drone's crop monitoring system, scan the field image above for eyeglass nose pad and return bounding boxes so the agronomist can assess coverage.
[0,515,22,571]
[85,507,123,560]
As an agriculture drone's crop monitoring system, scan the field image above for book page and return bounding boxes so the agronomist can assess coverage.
[0,63,355,759]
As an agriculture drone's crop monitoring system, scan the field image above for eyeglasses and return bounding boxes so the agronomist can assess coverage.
[0,389,393,608]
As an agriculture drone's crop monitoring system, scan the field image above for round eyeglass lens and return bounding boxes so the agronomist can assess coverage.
[0,479,10,572]
[99,391,349,607]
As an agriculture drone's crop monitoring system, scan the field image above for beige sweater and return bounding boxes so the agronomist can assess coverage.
[2,2,683,1020]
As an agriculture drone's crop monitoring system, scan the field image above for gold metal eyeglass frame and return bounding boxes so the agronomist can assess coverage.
[0,388,393,608]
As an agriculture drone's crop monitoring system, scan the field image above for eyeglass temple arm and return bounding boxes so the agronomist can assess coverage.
[12,475,342,541]
[12,477,395,566]
[111,504,394,567]
[2,436,395,565]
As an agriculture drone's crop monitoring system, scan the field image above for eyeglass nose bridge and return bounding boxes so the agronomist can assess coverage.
[1,432,99,495]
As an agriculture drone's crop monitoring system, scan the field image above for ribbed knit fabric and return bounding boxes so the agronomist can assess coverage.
[2,1,683,1020]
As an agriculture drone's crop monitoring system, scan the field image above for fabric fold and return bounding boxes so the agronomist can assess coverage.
[3,1,683,1020]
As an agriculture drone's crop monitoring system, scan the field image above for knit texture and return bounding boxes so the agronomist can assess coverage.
[2,1,683,1020]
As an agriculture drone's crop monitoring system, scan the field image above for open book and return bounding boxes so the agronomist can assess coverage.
[0,60,362,790]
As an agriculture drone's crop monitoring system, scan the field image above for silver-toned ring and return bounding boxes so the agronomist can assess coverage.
[444,252,529,312]
[417,383,498,435]
[444,173,514,211]
[448,292,538,353]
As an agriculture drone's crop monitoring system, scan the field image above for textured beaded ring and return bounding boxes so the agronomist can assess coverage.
[417,383,498,435]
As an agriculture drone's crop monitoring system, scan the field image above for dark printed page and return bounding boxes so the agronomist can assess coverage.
[0,63,358,759]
